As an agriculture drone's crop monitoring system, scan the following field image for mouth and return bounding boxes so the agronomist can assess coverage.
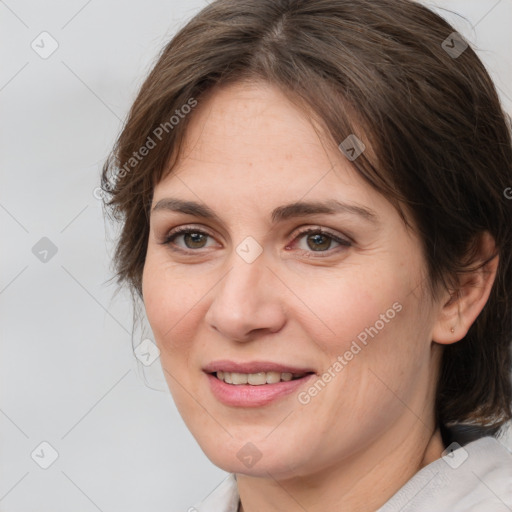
[211,370,313,385]
[203,360,316,407]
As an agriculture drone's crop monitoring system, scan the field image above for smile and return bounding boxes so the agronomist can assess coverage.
[214,370,310,385]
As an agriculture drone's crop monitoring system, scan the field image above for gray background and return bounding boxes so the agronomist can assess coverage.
[1,1,511,511]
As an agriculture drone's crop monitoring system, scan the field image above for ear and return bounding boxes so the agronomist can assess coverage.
[431,231,499,345]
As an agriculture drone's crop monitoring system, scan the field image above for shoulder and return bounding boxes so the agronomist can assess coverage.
[188,439,512,512]
[378,436,512,512]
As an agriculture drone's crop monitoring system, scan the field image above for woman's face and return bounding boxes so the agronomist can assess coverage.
[142,81,443,479]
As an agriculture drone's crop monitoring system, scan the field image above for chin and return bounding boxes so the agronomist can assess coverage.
[198,436,311,479]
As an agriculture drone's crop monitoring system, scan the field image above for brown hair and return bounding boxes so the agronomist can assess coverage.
[102,0,512,435]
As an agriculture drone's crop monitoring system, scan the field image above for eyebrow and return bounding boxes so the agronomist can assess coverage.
[152,198,379,224]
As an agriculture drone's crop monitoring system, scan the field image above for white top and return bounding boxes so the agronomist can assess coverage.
[191,436,512,512]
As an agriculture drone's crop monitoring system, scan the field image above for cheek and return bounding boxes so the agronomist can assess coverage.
[295,264,401,354]
[142,257,203,353]
[142,260,207,411]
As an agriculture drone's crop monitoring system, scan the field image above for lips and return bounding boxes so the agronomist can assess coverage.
[203,360,315,375]
[203,360,316,406]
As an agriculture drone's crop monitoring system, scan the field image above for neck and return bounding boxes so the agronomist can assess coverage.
[237,425,445,512]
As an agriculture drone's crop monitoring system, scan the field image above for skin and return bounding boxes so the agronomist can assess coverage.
[141,80,498,512]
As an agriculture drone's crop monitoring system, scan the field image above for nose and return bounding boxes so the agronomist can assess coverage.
[204,250,287,342]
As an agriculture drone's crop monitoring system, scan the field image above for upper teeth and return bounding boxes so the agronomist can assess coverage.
[216,371,304,385]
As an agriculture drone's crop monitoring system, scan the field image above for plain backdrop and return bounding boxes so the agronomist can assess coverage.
[1,1,511,511]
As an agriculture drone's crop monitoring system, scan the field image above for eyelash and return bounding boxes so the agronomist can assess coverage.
[160,225,352,257]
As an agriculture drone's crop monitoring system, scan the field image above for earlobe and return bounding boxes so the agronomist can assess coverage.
[431,231,499,345]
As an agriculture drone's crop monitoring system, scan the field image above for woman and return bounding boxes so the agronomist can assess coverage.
[102,0,512,510]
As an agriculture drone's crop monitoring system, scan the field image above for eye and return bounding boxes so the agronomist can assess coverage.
[288,227,352,255]
[160,225,352,256]
[161,226,216,251]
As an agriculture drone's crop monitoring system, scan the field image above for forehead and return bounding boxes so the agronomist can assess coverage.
[178,81,328,167]
[155,81,391,219]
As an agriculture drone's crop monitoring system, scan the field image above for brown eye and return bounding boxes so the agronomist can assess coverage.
[305,233,332,251]
[181,232,208,249]
[162,228,215,251]
[291,228,352,255]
